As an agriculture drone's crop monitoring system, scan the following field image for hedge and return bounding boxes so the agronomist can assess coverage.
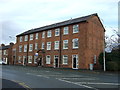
[106,61,120,71]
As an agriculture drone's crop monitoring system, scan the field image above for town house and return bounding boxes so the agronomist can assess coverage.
[14,13,105,69]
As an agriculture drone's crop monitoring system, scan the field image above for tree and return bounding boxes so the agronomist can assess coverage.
[105,28,120,52]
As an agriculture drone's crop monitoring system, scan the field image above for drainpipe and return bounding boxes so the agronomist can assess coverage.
[59,28,62,68]
[26,35,29,66]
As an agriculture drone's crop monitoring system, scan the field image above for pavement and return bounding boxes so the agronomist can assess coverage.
[2,78,27,90]
[1,65,120,89]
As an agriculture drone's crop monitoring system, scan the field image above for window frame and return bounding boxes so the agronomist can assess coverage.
[18,56,22,63]
[73,24,79,33]
[30,34,33,40]
[29,44,33,52]
[24,35,28,41]
[20,36,22,42]
[3,50,7,55]
[47,30,52,38]
[54,41,59,50]
[46,55,51,64]
[42,31,45,38]
[24,44,27,52]
[55,28,60,36]
[41,42,45,49]
[72,38,79,49]
[35,43,38,50]
[19,45,22,52]
[35,33,38,39]
[28,56,32,63]
[63,40,68,49]
[47,42,51,50]
[63,26,69,35]
[63,55,68,65]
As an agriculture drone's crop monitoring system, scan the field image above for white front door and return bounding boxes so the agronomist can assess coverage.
[72,55,78,69]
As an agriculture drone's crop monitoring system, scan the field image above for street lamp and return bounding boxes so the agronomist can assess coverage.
[103,32,106,71]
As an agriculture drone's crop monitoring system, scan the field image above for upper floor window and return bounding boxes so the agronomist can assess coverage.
[29,44,33,52]
[54,41,59,50]
[19,45,22,52]
[28,56,32,63]
[46,55,51,64]
[73,24,79,33]
[63,27,69,35]
[55,28,60,36]
[35,33,38,39]
[47,42,51,50]
[47,30,52,37]
[72,38,79,49]
[30,34,33,40]
[24,45,27,52]
[63,55,68,65]
[3,50,7,55]
[63,40,68,49]
[35,43,38,50]
[24,35,28,41]
[42,31,45,38]
[20,36,22,42]
[41,42,45,49]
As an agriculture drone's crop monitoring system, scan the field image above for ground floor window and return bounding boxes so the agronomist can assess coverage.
[34,56,37,64]
[63,55,68,65]
[46,55,51,64]
[18,56,22,63]
[28,56,32,63]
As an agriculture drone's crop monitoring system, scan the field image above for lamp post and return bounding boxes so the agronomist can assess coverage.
[103,33,106,71]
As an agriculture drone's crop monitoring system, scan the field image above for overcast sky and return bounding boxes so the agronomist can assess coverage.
[0,0,119,44]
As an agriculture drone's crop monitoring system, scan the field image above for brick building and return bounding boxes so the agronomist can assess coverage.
[15,13,105,69]
[0,43,14,64]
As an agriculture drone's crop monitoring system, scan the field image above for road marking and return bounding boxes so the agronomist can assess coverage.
[61,77,97,80]
[36,75,50,79]
[6,79,32,90]
[26,73,50,79]
[76,82,120,85]
[56,78,98,90]
[45,71,50,72]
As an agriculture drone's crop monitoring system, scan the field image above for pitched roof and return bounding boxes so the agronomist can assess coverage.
[0,45,10,50]
[17,13,98,37]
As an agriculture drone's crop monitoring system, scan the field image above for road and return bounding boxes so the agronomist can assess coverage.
[1,65,120,89]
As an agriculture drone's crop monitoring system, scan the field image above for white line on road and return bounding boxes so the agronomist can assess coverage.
[36,75,49,79]
[56,78,98,90]
[61,77,97,80]
[26,73,50,79]
[76,82,120,85]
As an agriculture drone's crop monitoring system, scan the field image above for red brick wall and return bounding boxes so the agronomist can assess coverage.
[15,15,104,69]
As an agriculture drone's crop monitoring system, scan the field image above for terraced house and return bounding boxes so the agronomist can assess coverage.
[14,13,105,69]
[0,43,14,64]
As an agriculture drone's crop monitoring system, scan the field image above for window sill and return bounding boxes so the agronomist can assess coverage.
[46,63,51,65]
[63,48,68,50]
[73,32,79,34]
[62,64,68,65]
[72,47,79,49]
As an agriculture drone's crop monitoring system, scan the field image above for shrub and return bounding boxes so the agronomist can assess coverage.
[106,61,119,71]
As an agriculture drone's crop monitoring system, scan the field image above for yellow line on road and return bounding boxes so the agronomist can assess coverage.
[11,80,32,90]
